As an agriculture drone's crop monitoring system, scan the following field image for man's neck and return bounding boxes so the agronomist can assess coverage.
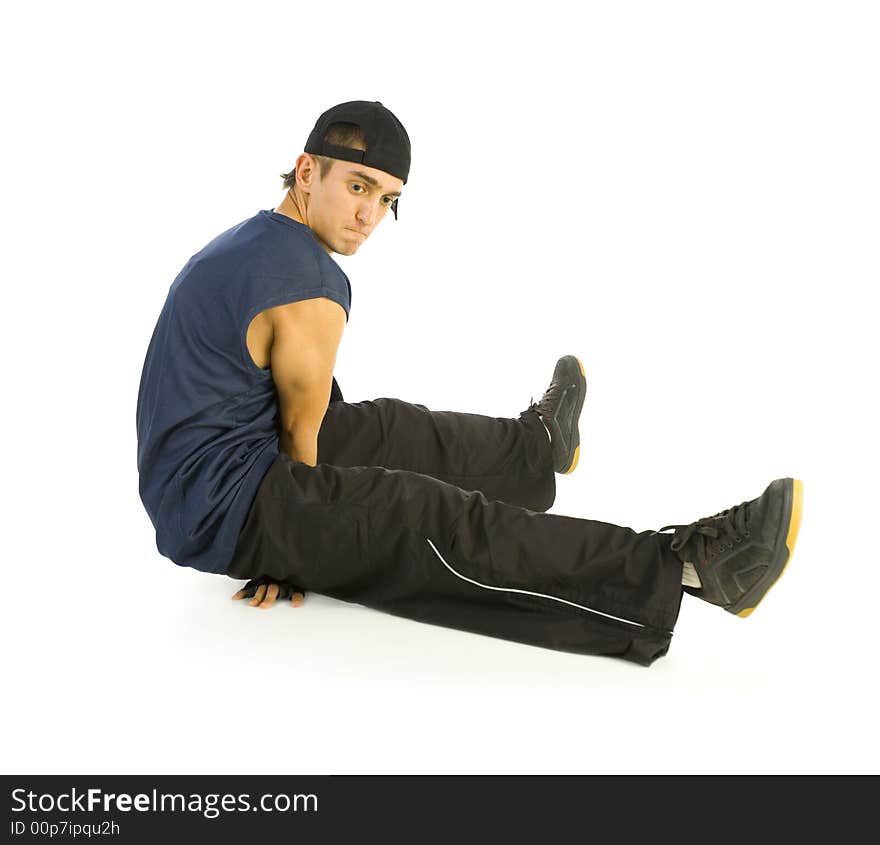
[271,197,334,255]
[273,193,306,225]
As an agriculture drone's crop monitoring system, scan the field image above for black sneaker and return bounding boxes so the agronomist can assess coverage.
[528,355,588,475]
[657,477,804,617]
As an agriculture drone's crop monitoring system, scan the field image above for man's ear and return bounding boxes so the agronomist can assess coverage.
[297,154,318,193]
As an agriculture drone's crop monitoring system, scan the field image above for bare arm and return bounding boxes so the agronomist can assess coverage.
[268,297,346,466]
[230,296,344,608]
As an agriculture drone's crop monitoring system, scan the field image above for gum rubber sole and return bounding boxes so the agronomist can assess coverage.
[561,356,587,475]
[732,478,804,617]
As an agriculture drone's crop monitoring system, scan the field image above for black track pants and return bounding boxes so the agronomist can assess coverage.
[225,379,685,666]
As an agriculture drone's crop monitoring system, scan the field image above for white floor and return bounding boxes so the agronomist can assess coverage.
[5,433,875,775]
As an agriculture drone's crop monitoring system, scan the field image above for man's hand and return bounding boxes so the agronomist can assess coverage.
[231,576,306,609]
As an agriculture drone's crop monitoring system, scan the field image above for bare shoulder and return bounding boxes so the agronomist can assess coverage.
[268,297,347,338]
[267,297,347,372]
[268,298,347,420]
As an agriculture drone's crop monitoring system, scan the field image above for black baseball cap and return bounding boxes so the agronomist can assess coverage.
[304,100,410,220]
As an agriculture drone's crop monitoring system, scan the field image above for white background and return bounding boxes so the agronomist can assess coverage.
[2,0,878,775]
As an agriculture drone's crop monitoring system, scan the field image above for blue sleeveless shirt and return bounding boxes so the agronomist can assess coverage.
[136,209,351,574]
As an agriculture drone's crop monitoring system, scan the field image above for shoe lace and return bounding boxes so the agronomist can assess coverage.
[528,384,561,419]
[657,500,752,564]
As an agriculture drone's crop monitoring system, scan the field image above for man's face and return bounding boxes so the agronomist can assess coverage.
[303,155,404,255]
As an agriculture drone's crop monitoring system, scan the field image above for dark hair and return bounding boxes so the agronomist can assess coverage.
[280,121,367,191]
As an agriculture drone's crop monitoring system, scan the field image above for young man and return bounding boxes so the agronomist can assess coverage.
[136,100,804,667]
